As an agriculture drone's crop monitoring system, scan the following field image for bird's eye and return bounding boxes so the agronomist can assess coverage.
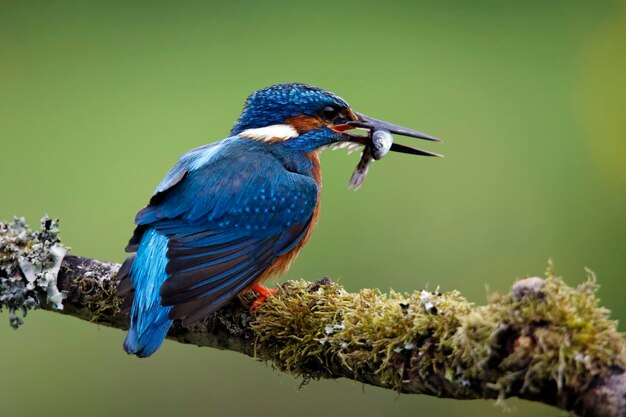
[321,105,340,121]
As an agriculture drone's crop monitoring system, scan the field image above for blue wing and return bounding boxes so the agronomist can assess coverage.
[127,138,318,325]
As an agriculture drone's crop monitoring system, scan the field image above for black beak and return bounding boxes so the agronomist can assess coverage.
[345,112,442,157]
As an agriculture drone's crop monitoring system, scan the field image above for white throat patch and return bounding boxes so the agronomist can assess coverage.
[239,124,299,142]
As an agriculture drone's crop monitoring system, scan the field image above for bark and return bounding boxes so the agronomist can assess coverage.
[49,255,626,417]
[1,219,625,417]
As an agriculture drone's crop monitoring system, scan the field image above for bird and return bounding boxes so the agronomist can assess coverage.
[117,83,440,357]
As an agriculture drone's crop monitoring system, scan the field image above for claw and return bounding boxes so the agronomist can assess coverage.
[250,284,278,312]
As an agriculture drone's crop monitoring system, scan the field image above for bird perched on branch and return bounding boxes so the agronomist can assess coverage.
[117,83,440,357]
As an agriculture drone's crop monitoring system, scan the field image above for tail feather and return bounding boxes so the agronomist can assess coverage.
[124,316,172,358]
[123,227,173,357]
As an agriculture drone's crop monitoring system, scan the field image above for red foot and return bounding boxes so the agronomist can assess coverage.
[250,284,278,312]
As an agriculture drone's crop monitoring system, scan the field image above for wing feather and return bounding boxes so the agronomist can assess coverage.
[125,139,319,325]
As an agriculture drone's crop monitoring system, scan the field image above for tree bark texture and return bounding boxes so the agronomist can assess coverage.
[1,218,625,417]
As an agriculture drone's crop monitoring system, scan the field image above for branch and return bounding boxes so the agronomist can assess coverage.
[1,218,626,417]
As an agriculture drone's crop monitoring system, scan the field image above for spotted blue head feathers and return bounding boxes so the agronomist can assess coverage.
[231,83,349,134]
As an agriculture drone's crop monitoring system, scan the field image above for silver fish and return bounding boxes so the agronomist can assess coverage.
[348,129,393,190]
[370,129,393,160]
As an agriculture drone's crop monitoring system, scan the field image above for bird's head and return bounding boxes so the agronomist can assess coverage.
[231,83,440,156]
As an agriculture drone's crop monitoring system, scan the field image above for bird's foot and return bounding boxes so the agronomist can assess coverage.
[250,285,278,312]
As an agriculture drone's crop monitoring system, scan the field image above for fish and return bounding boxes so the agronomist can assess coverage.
[348,129,393,190]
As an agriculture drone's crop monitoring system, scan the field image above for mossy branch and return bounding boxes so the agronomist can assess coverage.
[1,218,626,417]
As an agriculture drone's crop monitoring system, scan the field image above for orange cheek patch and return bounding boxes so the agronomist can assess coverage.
[286,115,325,134]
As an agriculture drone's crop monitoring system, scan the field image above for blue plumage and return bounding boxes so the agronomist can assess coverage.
[120,137,320,355]
[117,83,439,357]
[123,228,172,357]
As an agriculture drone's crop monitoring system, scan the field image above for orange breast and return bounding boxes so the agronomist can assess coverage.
[253,151,322,284]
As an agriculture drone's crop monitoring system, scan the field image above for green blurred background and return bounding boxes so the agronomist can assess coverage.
[1,1,625,416]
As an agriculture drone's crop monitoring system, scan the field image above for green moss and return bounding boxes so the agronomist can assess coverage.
[73,270,123,322]
[455,268,626,397]
[250,268,626,398]
[250,279,472,389]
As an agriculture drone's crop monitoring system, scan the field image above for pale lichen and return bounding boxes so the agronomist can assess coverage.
[0,216,68,328]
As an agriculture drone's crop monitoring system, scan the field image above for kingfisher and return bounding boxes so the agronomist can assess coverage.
[117,83,440,357]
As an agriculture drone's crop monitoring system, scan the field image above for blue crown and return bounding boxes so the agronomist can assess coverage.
[230,83,349,135]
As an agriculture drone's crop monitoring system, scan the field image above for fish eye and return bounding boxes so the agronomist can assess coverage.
[321,105,340,121]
